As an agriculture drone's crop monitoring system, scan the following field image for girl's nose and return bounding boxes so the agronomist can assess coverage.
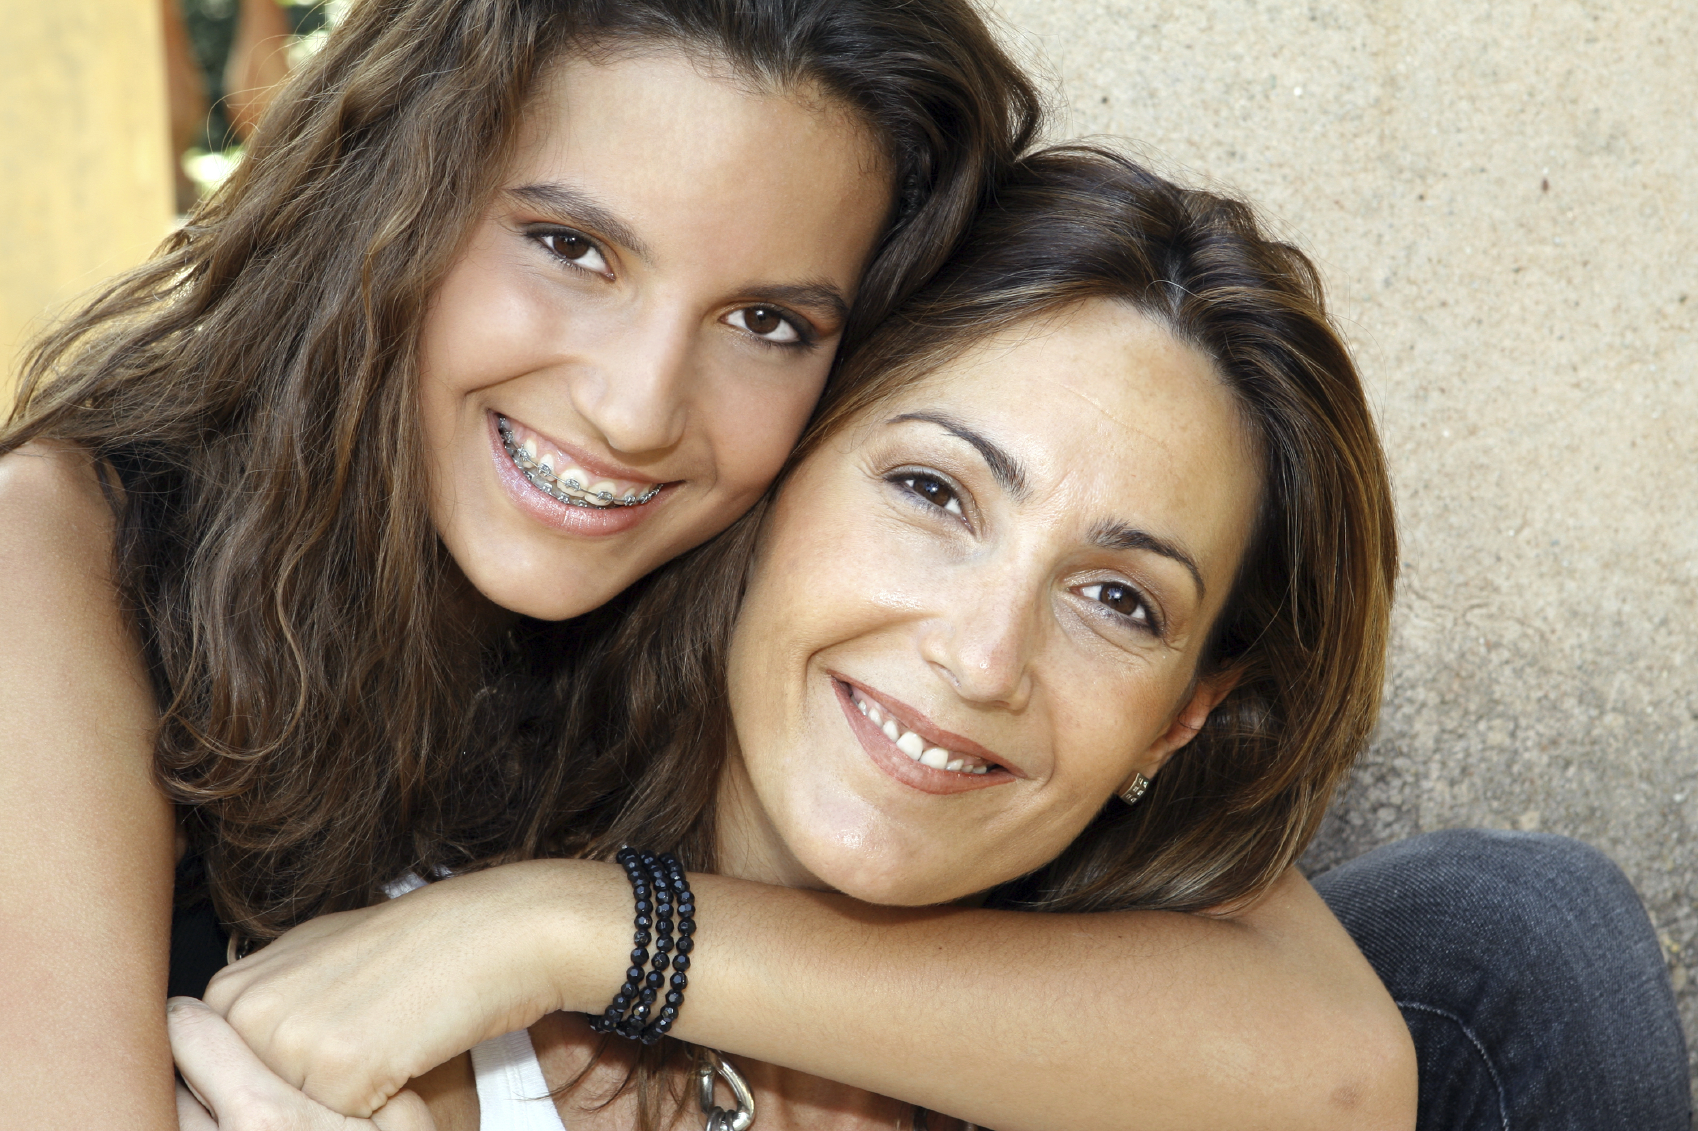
[567,313,694,455]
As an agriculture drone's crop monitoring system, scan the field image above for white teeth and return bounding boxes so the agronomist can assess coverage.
[852,688,988,775]
[539,452,556,473]
[590,480,618,498]
[560,467,586,488]
[520,439,538,460]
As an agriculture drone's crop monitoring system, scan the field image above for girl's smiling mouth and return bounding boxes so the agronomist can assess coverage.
[831,676,1019,795]
[485,412,676,538]
[496,413,665,508]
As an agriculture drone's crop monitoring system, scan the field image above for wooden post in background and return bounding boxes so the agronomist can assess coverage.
[0,0,174,403]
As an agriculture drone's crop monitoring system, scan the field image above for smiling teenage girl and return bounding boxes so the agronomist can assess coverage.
[0,2,1039,1127]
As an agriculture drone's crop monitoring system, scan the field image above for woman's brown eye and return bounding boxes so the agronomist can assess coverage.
[1081,582,1149,623]
[554,235,591,259]
[901,474,963,516]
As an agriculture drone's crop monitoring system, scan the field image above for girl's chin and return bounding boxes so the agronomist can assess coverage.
[461,557,623,623]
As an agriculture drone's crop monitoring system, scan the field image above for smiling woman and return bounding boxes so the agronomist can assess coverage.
[720,300,1263,905]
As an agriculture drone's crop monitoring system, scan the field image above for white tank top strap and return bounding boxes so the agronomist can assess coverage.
[470,1028,569,1131]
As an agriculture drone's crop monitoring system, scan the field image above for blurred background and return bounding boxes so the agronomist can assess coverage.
[0,0,337,373]
[2,0,1693,1095]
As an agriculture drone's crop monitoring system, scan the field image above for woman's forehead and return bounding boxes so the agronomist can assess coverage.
[896,301,1245,467]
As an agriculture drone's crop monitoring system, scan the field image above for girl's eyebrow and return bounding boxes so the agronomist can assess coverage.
[754,283,850,325]
[506,182,653,261]
[506,184,850,322]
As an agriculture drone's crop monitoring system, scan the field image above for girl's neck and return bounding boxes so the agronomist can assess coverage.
[444,560,522,643]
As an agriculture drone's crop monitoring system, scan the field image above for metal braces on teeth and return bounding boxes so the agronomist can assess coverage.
[497,417,662,509]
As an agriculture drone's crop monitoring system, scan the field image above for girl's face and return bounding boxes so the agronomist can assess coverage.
[419,51,892,621]
[722,300,1263,905]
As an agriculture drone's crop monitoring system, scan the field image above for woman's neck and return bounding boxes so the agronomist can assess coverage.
[712,743,828,891]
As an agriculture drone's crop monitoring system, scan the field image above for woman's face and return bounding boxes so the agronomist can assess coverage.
[722,300,1263,905]
[419,50,891,621]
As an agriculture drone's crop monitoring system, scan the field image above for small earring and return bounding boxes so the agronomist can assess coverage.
[1120,772,1150,806]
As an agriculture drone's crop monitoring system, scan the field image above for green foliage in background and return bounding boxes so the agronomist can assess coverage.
[181,0,330,151]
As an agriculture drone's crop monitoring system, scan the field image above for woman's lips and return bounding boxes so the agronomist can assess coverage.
[831,677,1018,796]
[486,412,672,537]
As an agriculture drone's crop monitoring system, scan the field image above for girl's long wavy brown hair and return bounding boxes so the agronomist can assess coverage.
[547,145,1399,920]
[0,0,1041,938]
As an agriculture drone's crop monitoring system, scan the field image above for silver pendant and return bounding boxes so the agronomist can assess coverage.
[698,1050,755,1131]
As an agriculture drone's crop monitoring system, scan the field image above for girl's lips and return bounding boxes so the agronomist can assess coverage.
[831,677,1018,796]
[486,413,672,537]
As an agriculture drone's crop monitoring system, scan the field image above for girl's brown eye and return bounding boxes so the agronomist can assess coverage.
[744,306,783,334]
[538,231,610,275]
[727,305,802,344]
[553,234,593,259]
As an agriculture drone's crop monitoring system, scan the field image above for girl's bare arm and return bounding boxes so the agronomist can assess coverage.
[0,443,177,1130]
[208,858,1416,1131]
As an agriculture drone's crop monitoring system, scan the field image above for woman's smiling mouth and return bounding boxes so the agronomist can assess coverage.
[831,677,1017,794]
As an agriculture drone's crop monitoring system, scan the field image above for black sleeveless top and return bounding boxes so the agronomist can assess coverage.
[101,447,231,999]
[169,854,229,998]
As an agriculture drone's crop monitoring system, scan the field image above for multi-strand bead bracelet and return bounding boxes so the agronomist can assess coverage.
[590,848,695,1044]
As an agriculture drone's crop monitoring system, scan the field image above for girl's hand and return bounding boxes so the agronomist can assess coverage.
[169,999,437,1131]
[201,860,630,1117]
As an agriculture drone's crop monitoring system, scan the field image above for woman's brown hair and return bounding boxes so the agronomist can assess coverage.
[0,0,1041,938]
[556,144,1399,918]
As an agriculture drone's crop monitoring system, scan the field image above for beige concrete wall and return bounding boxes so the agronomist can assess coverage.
[0,0,174,400]
[991,0,1696,1084]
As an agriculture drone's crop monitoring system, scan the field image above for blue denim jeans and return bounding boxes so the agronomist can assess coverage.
[1313,829,1691,1131]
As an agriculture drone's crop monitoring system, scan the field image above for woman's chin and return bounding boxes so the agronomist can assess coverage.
[801,850,986,908]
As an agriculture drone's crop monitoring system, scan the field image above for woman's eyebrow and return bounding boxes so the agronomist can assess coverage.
[506,182,652,261]
[888,411,1029,500]
[1090,520,1205,599]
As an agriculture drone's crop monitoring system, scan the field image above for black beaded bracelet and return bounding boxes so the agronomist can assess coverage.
[589,847,695,1044]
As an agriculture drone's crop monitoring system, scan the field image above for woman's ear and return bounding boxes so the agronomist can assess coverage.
[1122,669,1241,790]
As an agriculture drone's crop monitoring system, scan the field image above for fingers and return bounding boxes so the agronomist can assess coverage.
[371,1090,439,1131]
[168,997,295,1125]
[176,1081,218,1131]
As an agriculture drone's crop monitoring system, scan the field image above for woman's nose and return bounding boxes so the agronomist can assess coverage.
[918,566,1041,711]
[567,313,694,456]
